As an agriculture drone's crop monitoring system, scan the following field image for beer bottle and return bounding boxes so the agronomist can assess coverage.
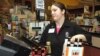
[74,38,78,47]
[78,39,83,47]
[46,41,51,56]
[67,39,71,47]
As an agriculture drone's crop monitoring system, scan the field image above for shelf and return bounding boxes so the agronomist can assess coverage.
[79,25,93,27]
[90,32,100,37]
[79,25,100,37]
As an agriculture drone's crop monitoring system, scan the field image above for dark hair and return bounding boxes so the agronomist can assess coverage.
[52,2,66,11]
[52,2,68,20]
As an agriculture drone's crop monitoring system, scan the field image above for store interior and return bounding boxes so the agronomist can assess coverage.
[0,0,100,56]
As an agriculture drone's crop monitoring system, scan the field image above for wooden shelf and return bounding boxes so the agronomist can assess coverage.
[79,25,93,27]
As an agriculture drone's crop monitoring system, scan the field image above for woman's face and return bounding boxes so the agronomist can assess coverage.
[51,5,65,22]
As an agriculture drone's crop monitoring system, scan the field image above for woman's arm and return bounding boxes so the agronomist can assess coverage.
[39,25,50,46]
[71,24,92,45]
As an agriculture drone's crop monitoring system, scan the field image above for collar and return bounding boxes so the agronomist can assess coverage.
[50,19,72,28]
[62,19,73,28]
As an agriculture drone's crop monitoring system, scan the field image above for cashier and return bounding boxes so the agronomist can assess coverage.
[39,2,92,56]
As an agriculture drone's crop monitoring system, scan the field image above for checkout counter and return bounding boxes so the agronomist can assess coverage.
[0,34,100,56]
[84,44,100,56]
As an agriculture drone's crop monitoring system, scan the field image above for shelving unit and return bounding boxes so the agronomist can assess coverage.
[68,0,100,37]
[79,25,100,36]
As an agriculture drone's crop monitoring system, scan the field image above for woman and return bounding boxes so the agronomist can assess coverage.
[39,2,92,56]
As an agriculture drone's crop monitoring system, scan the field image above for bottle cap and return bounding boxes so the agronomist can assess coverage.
[46,41,51,45]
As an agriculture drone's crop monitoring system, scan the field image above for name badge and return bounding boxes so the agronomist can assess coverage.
[48,28,55,33]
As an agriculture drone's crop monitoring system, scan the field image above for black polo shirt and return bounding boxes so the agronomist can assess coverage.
[40,20,92,56]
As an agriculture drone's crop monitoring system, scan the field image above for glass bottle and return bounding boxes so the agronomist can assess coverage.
[74,38,78,47]
[46,41,51,56]
[78,39,83,47]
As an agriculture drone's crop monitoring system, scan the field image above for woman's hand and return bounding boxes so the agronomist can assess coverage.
[71,34,87,42]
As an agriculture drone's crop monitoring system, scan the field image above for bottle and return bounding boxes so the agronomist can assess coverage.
[32,47,35,56]
[62,32,69,56]
[41,46,46,56]
[62,39,68,56]
[46,41,51,56]
[37,46,42,56]
[66,39,71,56]
[74,38,78,47]
[34,49,38,56]
[70,42,74,47]
[67,39,71,47]
[78,39,83,47]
